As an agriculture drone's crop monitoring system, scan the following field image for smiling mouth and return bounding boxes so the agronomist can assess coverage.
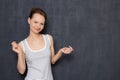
[35,28,41,31]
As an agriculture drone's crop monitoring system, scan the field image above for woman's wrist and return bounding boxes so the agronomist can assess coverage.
[59,49,63,54]
[18,52,24,57]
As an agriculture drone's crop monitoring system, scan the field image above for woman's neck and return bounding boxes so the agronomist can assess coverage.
[28,32,42,40]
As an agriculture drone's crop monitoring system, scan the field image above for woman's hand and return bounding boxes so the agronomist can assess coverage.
[11,41,23,54]
[60,46,73,54]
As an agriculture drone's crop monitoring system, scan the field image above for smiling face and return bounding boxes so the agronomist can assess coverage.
[28,13,45,34]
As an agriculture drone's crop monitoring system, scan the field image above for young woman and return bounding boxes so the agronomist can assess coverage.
[11,8,73,80]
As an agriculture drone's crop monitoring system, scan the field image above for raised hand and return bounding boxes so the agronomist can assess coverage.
[11,41,23,54]
[60,46,73,54]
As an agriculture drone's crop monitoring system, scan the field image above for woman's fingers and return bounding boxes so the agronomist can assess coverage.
[11,41,16,45]
[11,41,20,53]
[11,41,17,48]
[11,41,18,47]
[62,46,73,54]
[68,46,73,51]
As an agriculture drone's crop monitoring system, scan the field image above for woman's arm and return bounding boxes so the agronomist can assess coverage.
[48,35,73,64]
[11,41,26,74]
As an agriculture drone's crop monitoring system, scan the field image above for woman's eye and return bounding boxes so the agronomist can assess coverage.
[34,21,38,23]
[41,23,44,25]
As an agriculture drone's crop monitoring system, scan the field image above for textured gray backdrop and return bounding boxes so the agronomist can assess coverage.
[0,0,120,80]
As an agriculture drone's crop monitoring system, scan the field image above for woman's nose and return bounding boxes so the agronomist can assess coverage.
[36,24,41,28]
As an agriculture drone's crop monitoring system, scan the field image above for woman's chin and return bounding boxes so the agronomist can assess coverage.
[32,31,40,34]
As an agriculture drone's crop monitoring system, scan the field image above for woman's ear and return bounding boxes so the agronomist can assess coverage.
[28,17,30,24]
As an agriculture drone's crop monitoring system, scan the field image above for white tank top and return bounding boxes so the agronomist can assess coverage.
[21,34,53,80]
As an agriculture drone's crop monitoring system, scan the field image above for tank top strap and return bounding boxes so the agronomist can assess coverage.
[44,34,51,47]
[20,39,28,53]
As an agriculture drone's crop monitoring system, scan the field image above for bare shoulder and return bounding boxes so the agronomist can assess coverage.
[47,34,54,45]
[47,34,53,41]
[47,34,53,40]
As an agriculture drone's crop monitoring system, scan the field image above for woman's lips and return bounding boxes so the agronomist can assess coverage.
[35,28,41,31]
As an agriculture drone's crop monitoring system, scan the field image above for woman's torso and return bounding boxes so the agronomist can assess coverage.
[21,34,53,80]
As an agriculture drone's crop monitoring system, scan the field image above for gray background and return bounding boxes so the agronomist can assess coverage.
[0,0,120,80]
